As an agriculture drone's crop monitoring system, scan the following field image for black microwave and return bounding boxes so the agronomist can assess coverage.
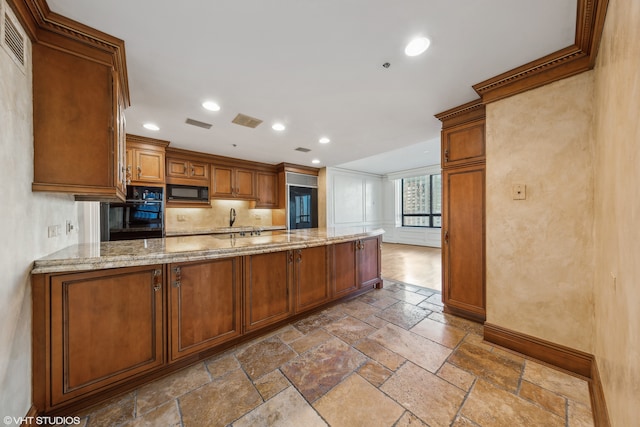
[166,184,209,202]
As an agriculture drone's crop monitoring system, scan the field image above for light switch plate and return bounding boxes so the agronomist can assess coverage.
[512,183,526,200]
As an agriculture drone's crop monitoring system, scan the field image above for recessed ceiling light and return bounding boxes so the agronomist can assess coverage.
[311,159,320,164]
[202,101,221,111]
[143,123,160,131]
[272,123,286,131]
[405,37,431,56]
[319,137,330,144]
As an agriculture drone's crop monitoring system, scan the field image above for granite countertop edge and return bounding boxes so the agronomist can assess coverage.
[32,228,385,274]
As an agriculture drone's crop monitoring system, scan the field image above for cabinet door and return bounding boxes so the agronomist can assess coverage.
[442,119,485,167]
[189,161,209,181]
[212,166,234,197]
[32,45,125,200]
[244,251,293,332]
[167,158,189,178]
[135,149,164,183]
[235,168,255,199]
[49,265,164,406]
[357,237,381,289]
[256,171,278,208]
[332,241,358,298]
[294,247,330,313]
[442,164,485,321]
[169,258,241,361]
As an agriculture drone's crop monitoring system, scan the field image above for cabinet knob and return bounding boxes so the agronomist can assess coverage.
[444,149,449,162]
[444,230,449,244]
[137,166,142,178]
[172,281,181,288]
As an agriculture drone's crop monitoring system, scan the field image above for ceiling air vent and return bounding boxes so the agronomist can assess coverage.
[1,2,26,73]
[185,118,212,129]
[232,113,263,129]
[295,147,311,153]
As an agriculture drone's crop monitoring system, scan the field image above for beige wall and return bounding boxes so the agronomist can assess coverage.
[485,72,595,353]
[0,4,79,419]
[592,0,640,425]
[166,199,274,232]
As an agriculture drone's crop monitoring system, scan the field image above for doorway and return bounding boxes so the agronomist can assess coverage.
[380,243,441,292]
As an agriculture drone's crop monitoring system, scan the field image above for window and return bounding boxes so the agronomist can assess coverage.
[402,174,441,228]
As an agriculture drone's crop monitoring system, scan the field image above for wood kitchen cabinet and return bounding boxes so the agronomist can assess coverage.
[255,171,279,208]
[33,265,165,410]
[331,237,382,299]
[243,251,293,332]
[436,99,486,323]
[126,135,169,185]
[32,43,129,201]
[168,258,242,361]
[293,246,330,313]
[166,157,209,183]
[212,166,256,200]
[442,164,486,322]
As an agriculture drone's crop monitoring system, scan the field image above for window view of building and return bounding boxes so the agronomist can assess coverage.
[401,174,441,227]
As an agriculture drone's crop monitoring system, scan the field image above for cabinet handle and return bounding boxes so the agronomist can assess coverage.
[444,149,449,162]
[191,167,195,175]
[183,164,187,173]
[288,252,294,264]
[152,269,162,291]
[137,166,142,178]
[444,230,449,244]
[172,266,181,274]
[296,249,302,263]
[172,281,181,288]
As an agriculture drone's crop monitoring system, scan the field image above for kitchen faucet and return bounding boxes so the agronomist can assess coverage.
[230,208,236,227]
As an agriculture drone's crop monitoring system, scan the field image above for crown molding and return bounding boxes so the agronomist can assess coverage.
[473,0,609,104]
[6,0,130,106]
[434,98,485,127]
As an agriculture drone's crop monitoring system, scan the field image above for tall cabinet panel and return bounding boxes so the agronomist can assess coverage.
[436,100,486,323]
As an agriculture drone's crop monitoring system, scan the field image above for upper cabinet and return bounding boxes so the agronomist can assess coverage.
[255,171,278,208]
[165,148,210,186]
[29,10,130,201]
[126,135,169,185]
[212,166,255,200]
[441,119,485,167]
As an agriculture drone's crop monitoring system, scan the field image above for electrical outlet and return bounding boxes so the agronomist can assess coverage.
[48,225,61,238]
[254,215,262,220]
[512,183,526,200]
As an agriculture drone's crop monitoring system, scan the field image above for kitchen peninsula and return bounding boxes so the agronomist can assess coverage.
[31,227,383,415]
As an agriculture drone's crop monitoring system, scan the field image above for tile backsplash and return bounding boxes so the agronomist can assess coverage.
[165,199,277,232]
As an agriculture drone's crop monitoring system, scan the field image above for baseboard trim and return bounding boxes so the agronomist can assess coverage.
[589,359,611,427]
[484,323,592,377]
[484,323,611,426]
[21,405,38,426]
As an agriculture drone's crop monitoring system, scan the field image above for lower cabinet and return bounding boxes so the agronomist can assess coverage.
[332,241,358,298]
[331,237,382,298]
[168,258,242,361]
[243,251,293,332]
[33,237,381,414]
[42,265,165,409]
[357,237,381,290]
[293,246,330,313]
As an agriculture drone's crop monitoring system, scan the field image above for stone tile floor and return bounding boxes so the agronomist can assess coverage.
[67,280,595,427]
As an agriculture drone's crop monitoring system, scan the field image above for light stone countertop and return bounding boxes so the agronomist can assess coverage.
[32,227,384,274]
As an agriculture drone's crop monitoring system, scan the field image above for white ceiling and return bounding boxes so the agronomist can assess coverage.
[48,0,576,175]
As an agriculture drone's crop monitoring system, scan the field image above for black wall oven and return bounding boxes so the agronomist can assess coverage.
[100,186,165,241]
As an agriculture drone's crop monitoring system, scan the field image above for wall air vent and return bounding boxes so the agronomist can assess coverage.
[1,1,26,73]
[232,113,263,129]
[185,118,212,129]
[295,147,311,153]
